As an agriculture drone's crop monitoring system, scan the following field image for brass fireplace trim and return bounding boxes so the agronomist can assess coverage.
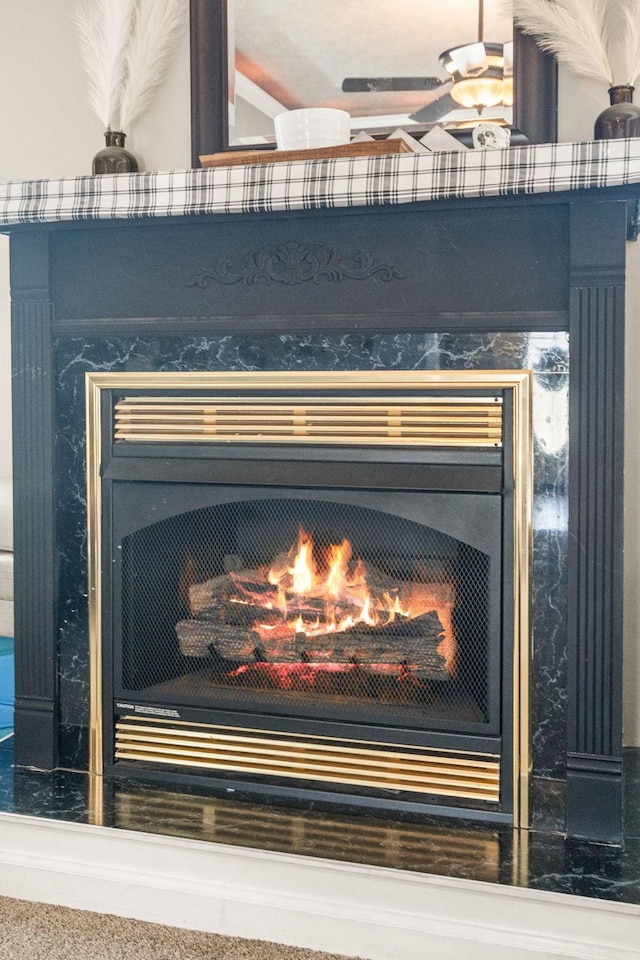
[114,395,504,447]
[87,370,532,826]
[115,716,501,803]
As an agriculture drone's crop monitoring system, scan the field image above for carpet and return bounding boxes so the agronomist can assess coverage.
[0,897,357,960]
[0,636,13,743]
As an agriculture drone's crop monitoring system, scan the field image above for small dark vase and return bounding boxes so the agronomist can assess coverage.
[594,85,640,140]
[92,130,139,174]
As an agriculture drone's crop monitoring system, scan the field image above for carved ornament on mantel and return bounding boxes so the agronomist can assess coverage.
[186,242,406,288]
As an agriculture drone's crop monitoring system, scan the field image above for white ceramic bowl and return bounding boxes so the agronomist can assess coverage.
[274,108,351,151]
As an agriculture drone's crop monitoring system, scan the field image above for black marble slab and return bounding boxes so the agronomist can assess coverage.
[0,740,638,905]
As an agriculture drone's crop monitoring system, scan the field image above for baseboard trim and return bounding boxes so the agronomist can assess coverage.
[566,758,623,843]
[0,551,13,602]
[12,699,57,769]
[0,812,637,960]
[0,599,14,638]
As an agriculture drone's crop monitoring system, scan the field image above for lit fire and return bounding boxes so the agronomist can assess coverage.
[227,528,457,675]
[256,530,407,637]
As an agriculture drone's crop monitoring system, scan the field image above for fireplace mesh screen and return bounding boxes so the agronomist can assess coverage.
[119,500,491,723]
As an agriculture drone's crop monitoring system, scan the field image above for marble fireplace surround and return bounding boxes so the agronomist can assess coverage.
[4,165,631,845]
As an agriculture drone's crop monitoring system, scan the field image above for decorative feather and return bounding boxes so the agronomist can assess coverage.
[510,0,613,86]
[118,0,186,131]
[75,0,135,128]
[617,0,640,86]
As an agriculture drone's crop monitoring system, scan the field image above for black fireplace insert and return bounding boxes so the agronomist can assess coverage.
[89,371,529,825]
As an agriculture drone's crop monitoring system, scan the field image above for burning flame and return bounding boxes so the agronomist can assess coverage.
[261,527,408,640]
[223,528,457,676]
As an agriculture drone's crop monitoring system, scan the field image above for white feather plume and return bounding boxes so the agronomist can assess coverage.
[510,0,613,86]
[118,0,186,131]
[75,0,135,128]
[617,0,640,86]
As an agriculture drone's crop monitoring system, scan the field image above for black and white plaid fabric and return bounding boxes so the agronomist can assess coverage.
[1,138,639,224]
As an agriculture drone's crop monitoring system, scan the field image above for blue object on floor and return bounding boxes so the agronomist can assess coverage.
[0,636,14,738]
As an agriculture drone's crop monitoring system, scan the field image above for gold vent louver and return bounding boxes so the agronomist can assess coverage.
[115,717,500,803]
[114,395,503,447]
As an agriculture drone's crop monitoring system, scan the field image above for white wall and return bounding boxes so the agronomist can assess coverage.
[0,8,638,745]
[0,0,192,179]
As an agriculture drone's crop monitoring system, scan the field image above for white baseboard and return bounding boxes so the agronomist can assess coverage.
[0,551,14,636]
[0,813,638,960]
[0,552,12,602]
[0,598,13,637]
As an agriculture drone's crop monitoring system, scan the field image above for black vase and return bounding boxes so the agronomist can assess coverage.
[594,85,640,140]
[92,130,139,174]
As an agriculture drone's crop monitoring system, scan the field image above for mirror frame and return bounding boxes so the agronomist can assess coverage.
[189,0,558,166]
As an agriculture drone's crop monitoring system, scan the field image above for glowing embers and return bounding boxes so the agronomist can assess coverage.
[228,661,437,703]
[176,527,457,689]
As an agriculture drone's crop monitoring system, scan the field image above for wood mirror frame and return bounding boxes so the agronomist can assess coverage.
[189,0,558,166]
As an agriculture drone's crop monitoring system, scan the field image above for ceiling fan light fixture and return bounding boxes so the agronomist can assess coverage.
[449,75,505,112]
[440,43,505,113]
[443,41,488,78]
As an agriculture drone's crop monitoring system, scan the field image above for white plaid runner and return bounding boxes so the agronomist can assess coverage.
[1,138,640,225]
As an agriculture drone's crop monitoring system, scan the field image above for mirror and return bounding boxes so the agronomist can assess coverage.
[190,0,557,163]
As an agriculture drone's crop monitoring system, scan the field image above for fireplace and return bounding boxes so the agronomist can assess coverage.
[87,371,531,825]
[5,172,628,842]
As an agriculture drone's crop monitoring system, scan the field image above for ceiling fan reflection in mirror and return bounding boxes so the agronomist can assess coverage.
[342,0,512,124]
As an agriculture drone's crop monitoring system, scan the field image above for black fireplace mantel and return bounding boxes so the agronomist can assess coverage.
[4,179,634,842]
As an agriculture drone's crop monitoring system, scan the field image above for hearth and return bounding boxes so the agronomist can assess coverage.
[87,370,531,826]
